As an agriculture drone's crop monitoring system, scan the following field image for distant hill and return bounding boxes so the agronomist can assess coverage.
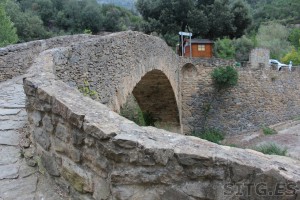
[96,0,136,10]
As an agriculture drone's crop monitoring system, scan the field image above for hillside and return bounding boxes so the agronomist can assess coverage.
[96,0,136,10]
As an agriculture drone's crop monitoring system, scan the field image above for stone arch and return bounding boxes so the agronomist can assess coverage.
[182,63,197,78]
[129,69,180,130]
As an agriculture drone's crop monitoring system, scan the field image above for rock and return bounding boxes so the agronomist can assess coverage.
[20,138,31,148]
[0,108,21,116]
[0,130,19,146]
[93,178,110,200]
[26,158,37,167]
[0,163,19,180]
[0,146,20,165]
[41,153,60,177]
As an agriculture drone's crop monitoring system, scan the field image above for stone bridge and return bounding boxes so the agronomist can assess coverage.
[1,31,300,199]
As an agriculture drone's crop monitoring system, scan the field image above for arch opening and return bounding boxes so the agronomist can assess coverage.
[121,69,180,133]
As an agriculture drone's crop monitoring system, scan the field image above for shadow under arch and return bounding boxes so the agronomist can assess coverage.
[123,69,181,132]
[182,63,197,78]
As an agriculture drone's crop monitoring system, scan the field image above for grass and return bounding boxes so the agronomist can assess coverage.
[255,143,287,156]
[262,126,277,135]
[192,128,224,144]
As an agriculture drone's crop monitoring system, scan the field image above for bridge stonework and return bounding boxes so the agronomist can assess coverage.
[1,31,300,199]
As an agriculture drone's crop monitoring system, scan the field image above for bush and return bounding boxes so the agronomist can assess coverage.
[255,143,287,156]
[281,48,300,65]
[192,128,224,144]
[213,37,235,59]
[211,66,238,90]
[233,35,255,62]
[262,126,277,135]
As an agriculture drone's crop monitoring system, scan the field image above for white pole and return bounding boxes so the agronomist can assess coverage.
[189,35,192,58]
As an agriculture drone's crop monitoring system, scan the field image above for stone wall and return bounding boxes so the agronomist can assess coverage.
[0,34,95,82]
[24,48,300,200]
[249,48,270,69]
[181,63,300,134]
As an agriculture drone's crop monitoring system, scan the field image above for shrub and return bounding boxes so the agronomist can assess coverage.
[213,37,235,59]
[262,126,277,135]
[211,66,238,90]
[281,48,300,66]
[255,143,287,156]
[233,35,255,62]
[192,128,224,144]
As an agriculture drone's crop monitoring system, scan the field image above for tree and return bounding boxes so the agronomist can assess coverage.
[288,28,300,50]
[256,22,291,59]
[233,35,255,61]
[213,37,235,59]
[136,0,252,40]
[281,48,300,65]
[0,3,18,47]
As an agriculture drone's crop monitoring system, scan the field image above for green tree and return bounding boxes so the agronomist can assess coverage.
[0,3,18,47]
[213,37,236,59]
[281,48,300,65]
[288,28,300,50]
[136,0,252,40]
[233,35,255,61]
[256,22,291,59]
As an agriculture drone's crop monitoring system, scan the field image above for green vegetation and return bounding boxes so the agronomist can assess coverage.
[255,143,287,156]
[0,3,18,47]
[192,128,224,144]
[1,0,143,45]
[136,0,251,45]
[211,66,239,91]
[281,48,300,66]
[78,80,99,99]
[262,126,277,135]
[213,38,235,59]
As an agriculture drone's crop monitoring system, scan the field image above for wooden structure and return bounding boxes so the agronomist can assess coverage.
[183,39,214,58]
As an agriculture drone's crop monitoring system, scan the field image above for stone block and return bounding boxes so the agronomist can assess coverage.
[41,152,60,177]
[93,178,110,200]
[55,123,69,142]
[33,127,51,151]
[61,157,93,193]
[28,111,42,127]
[42,114,53,133]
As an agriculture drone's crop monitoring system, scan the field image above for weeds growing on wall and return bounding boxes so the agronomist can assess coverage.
[254,143,287,156]
[200,66,238,132]
[78,80,99,99]
[192,128,224,144]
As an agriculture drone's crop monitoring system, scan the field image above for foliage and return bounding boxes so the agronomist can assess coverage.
[0,3,18,47]
[256,22,291,59]
[143,111,156,126]
[262,126,277,135]
[211,66,239,90]
[281,48,300,66]
[192,128,224,144]
[213,37,236,59]
[4,0,144,42]
[255,143,287,156]
[5,0,50,42]
[136,0,252,40]
[233,35,255,61]
[288,28,300,50]
[78,80,99,99]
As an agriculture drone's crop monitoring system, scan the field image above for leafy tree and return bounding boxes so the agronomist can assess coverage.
[288,28,300,50]
[0,3,18,47]
[5,1,50,42]
[256,22,291,59]
[136,0,252,40]
[281,48,300,65]
[233,35,255,61]
[213,37,235,59]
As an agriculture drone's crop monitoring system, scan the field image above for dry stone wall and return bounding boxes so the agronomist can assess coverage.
[0,34,95,82]
[181,64,300,134]
[24,48,300,200]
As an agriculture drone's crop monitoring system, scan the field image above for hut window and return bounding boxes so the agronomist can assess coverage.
[198,45,205,51]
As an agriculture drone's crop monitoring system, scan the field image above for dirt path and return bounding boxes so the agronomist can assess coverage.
[223,120,300,160]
